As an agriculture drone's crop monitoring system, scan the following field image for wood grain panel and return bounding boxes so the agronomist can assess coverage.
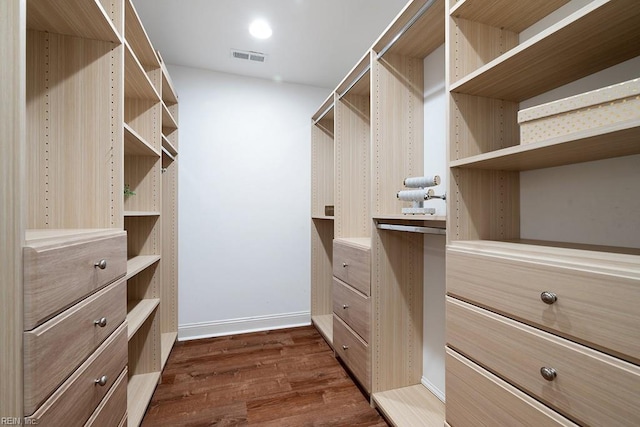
[446,348,578,427]
[333,239,371,296]
[124,155,161,213]
[27,323,128,426]
[0,0,25,417]
[23,278,126,415]
[372,53,424,217]
[124,215,160,257]
[127,260,160,303]
[448,168,520,241]
[311,219,333,318]
[371,229,423,392]
[332,277,370,342]
[23,230,127,330]
[335,91,370,238]
[333,315,371,392]
[26,30,123,229]
[447,241,640,364]
[311,119,334,217]
[125,98,161,152]
[128,308,160,376]
[447,297,640,426]
[161,159,178,335]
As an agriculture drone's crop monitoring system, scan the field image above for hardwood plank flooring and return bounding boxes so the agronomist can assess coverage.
[142,325,388,426]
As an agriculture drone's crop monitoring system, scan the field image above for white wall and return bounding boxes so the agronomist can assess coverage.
[422,43,447,401]
[170,64,329,340]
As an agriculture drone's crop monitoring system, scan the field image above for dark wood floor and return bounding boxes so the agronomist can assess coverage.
[141,325,388,426]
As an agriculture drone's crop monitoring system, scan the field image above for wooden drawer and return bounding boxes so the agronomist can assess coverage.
[333,315,370,392]
[447,297,640,426]
[333,239,370,296]
[85,368,128,427]
[447,241,640,364]
[26,323,128,426]
[333,277,370,342]
[24,278,126,415]
[446,347,578,427]
[24,229,127,330]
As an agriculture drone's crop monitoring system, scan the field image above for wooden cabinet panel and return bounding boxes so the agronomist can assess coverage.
[447,243,640,364]
[333,315,370,392]
[332,277,370,342]
[447,297,640,426]
[23,278,126,415]
[27,323,128,426]
[23,230,127,330]
[333,239,370,296]
[446,347,578,427]
[84,368,128,427]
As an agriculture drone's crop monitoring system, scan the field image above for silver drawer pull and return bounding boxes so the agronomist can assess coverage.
[94,259,107,270]
[94,375,108,386]
[94,317,107,327]
[342,262,348,268]
[540,291,557,305]
[540,367,557,381]
[342,345,349,350]
[342,304,349,309]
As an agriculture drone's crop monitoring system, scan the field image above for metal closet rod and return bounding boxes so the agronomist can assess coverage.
[337,63,371,100]
[376,0,438,60]
[376,223,446,235]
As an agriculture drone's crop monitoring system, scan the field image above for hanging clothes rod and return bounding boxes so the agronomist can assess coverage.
[338,64,371,100]
[313,103,334,124]
[376,223,446,235]
[377,0,438,60]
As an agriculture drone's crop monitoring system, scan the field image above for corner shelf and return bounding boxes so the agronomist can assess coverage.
[450,1,640,101]
[127,298,160,340]
[27,0,121,43]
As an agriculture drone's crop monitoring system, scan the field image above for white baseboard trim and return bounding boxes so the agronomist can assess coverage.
[178,311,311,341]
[421,376,445,403]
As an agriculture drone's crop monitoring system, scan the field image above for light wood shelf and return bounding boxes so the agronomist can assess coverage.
[161,331,177,369]
[311,215,334,221]
[312,314,333,346]
[124,211,161,217]
[124,123,160,157]
[27,0,121,43]
[127,371,161,427]
[334,237,371,250]
[161,101,178,130]
[450,1,640,101]
[127,298,160,340]
[162,134,178,157]
[124,0,159,68]
[125,42,161,101]
[450,120,640,171]
[126,255,161,281]
[373,384,445,427]
[372,0,445,58]
[449,0,570,32]
[159,53,178,105]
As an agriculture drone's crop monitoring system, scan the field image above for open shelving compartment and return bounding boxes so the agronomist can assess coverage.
[310,93,336,345]
[368,0,447,424]
[446,0,640,424]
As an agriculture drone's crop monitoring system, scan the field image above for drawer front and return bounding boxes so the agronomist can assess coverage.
[447,247,640,364]
[333,277,370,342]
[333,240,370,295]
[446,348,578,427]
[24,231,127,330]
[27,323,128,426]
[447,297,640,427]
[84,368,127,427]
[24,278,126,415]
[333,315,370,392]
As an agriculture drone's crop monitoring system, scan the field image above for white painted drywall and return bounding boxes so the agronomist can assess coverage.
[170,64,329,339]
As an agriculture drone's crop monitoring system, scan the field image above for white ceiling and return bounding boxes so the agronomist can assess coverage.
[131,0,409,89]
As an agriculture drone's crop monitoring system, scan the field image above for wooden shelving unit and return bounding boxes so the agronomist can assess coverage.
[446,0,640,425]
[127,371,161,427]
[373,384,445,427]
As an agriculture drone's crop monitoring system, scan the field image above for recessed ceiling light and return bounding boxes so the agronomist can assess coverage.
[249,19,272,39]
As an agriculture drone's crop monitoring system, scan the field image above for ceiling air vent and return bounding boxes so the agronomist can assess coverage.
[231,49,267,63]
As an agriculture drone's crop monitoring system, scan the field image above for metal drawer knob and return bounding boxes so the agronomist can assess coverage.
[342,345,349,350]
[540,367,557,381]
[94,259,107,270]
[342,262,348,268]
[94,317,107,327]
[342,304,349,309]
[94,375,108,386]
[540,291,557,305]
